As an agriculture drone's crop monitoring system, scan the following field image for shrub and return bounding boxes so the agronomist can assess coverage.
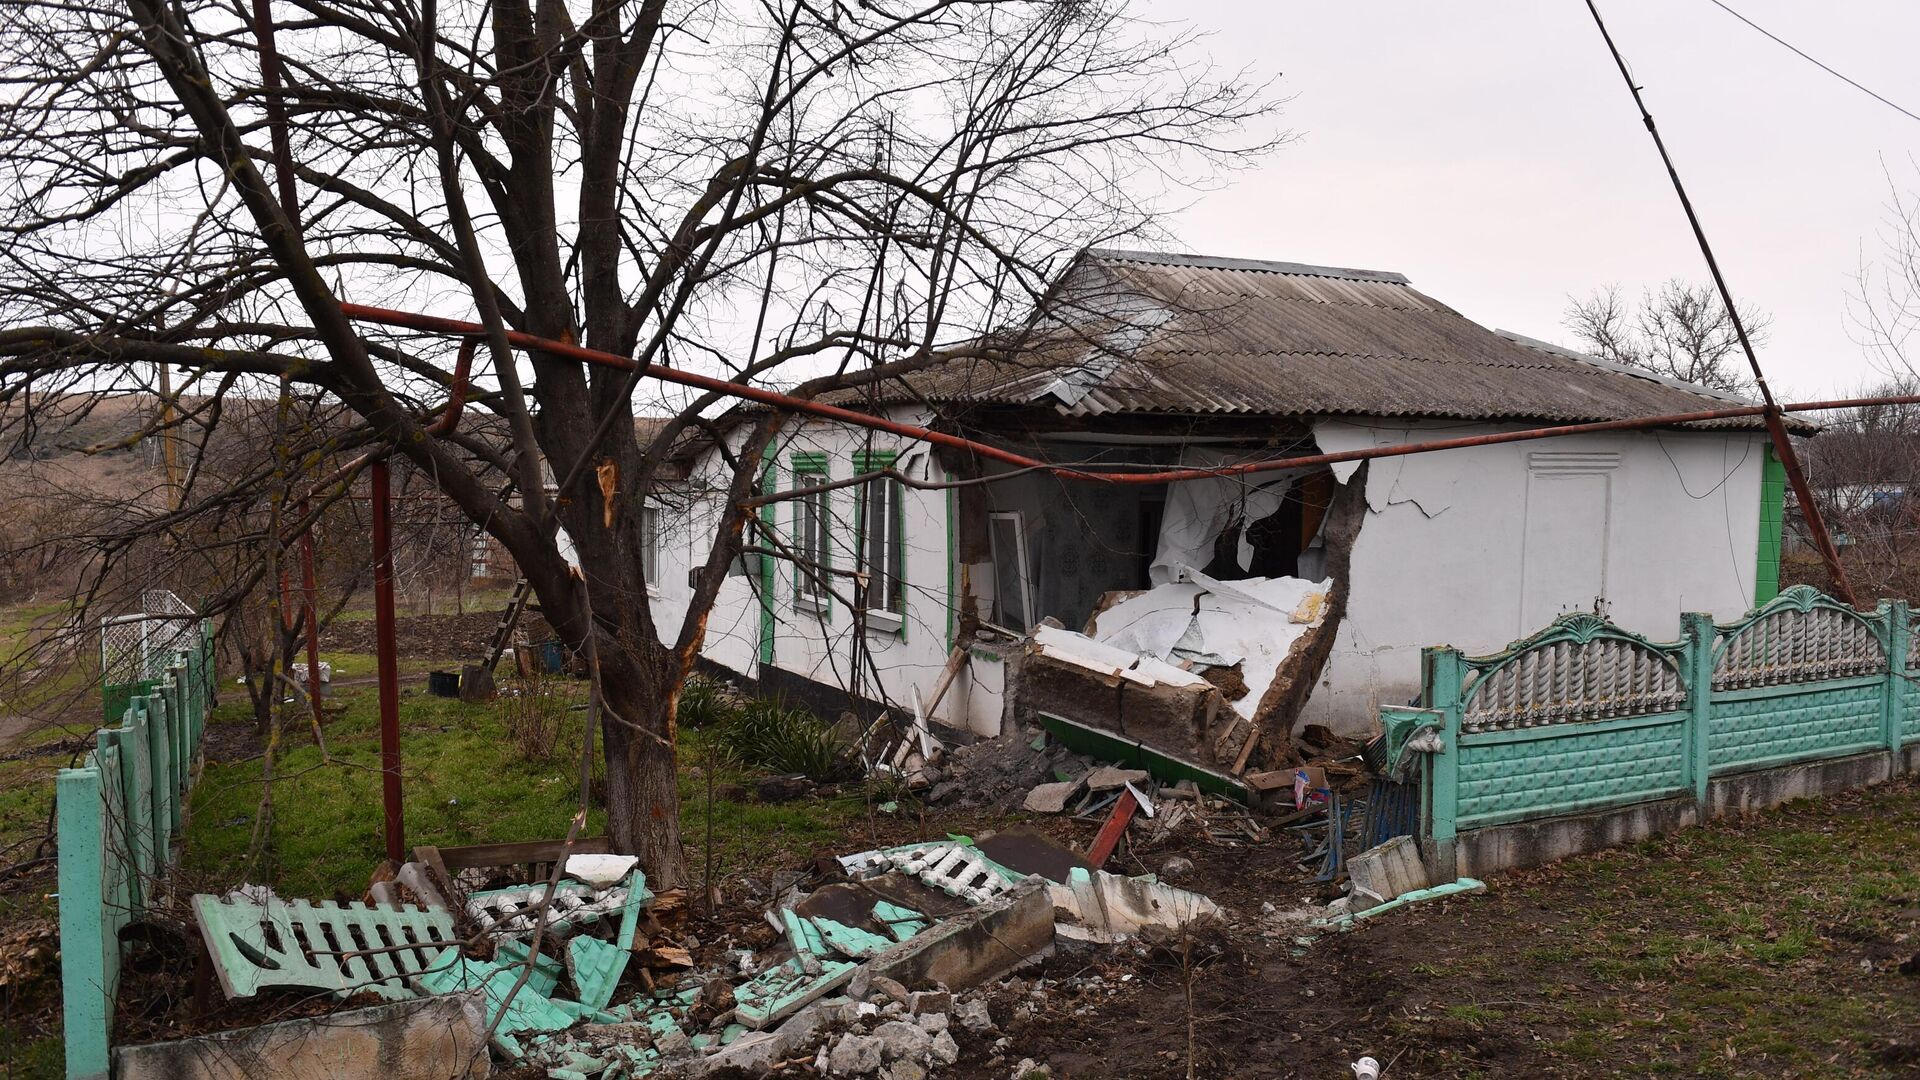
[675,673,735,730]
[718,697,852,781]
[499,675,570,762]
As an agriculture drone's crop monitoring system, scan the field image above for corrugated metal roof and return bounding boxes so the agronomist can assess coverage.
[836,249,1796,431]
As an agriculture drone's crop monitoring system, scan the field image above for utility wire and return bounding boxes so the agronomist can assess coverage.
[1706,0,1920,124]
[1582,0,1859,606]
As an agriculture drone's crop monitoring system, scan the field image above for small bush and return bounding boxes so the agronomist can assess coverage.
[499,675,570,762]
[675,674,735,730]
[719,697,852,781]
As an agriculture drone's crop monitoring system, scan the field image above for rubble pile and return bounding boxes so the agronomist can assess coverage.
[923,727,1092,810]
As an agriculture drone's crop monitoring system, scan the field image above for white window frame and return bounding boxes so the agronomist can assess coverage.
[989,511,1033,632]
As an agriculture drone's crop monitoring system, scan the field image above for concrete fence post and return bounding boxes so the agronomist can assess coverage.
[57,765,111,1080]
[1884,601,1907,753]
[1423,645,1463,882]
[1681,612,1715,804]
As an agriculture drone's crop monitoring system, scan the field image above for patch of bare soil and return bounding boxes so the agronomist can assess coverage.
[322,608,553,662]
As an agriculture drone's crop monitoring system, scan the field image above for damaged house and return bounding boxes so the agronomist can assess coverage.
[648,249,1797,773]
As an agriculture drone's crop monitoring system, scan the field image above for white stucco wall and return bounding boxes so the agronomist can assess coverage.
[1304,419,1770,731]
[654,411,967,727]
[659,412,1774,741]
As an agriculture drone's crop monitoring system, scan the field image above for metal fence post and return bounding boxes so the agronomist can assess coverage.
[1423,646,1463,881]
[1681,612,1715,803]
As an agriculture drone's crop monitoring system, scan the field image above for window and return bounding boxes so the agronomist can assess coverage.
[989,511,1032,631]
[638,504,659,587]
[791,456,830,608]
[860,472,904,616]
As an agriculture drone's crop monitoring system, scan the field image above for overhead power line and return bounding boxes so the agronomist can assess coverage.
[1706,0,1920,124]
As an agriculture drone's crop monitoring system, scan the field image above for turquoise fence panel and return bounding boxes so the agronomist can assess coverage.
[1708,587,1888,773]
[1456,713,1690,829]
[1404,586,1919,876]
[1707,680,1885,772]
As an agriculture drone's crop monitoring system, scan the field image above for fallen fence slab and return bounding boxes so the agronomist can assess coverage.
[192,894,457,1000]
[114,989,489,1080]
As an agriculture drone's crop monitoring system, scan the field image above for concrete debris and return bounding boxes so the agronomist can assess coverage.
[1020,779,1082,814]
[1344,836,1429,912]
[828,1032,885,1075]
[952,995,995,1033]
[566,853,641,888]
[926,726,1094,811]
[1050,867,1222,945]
[1082,766,1148,792]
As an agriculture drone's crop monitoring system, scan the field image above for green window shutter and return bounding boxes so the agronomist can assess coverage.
[1754,443,1786,604]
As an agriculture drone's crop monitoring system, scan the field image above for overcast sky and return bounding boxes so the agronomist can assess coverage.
[1146,0,1920,397]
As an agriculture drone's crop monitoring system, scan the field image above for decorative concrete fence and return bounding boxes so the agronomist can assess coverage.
[1386,586,1920,878]
[59,615,215,1080]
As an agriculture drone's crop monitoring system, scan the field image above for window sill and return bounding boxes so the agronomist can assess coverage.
[795,595,830,618]
[861,608,904,634]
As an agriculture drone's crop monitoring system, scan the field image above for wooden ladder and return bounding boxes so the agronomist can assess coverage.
[482,577,533,672]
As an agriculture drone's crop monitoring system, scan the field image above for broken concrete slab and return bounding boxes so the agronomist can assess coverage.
[115,990,488,1080]
[1051,867,1221,944]
[1021,779,1082,813]
[1345,835,1430,912]
[866,877,1053,992]
[1083,765,1149,791]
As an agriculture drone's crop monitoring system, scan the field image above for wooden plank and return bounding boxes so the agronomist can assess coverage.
[1084,788,1138,867]
[435,836,611,871]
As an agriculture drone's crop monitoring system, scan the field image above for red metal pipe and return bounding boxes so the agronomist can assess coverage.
[298,499,326,737]
[339,301,1920,487]
[371,460,404,863]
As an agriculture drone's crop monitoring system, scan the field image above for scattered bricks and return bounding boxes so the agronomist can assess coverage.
[115,991,488,1080]
[1083,766,1148,791]
[827,1033,885,1075]
[871,1020,931,1062]
[908,989,950,1015]
[868,878,1053,993]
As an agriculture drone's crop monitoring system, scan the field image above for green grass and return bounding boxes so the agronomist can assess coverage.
[181,671,874,899]
[1381,781,1920,1078]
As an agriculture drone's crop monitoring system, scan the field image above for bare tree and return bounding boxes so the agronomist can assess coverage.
[0,0,1278,880]
[1563,280,1770,395]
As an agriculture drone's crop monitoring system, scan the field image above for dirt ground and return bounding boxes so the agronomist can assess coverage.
[322,608,554,663]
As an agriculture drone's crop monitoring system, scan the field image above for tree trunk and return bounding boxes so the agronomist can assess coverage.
[597,639,686,886]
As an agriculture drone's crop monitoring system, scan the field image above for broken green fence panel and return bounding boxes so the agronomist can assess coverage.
[194,894,457,1000]
[613,870,650,950]
[781,907,829,956]
[496,939,566,998]
[734,955,856,1029]
[872,901,927,942]
[809,914,894,958]
[414,947,577,1055]
[568,935,630,1011]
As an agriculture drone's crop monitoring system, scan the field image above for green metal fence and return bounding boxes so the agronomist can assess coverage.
[58,616,214,1080]
[1390,586,1919,868]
